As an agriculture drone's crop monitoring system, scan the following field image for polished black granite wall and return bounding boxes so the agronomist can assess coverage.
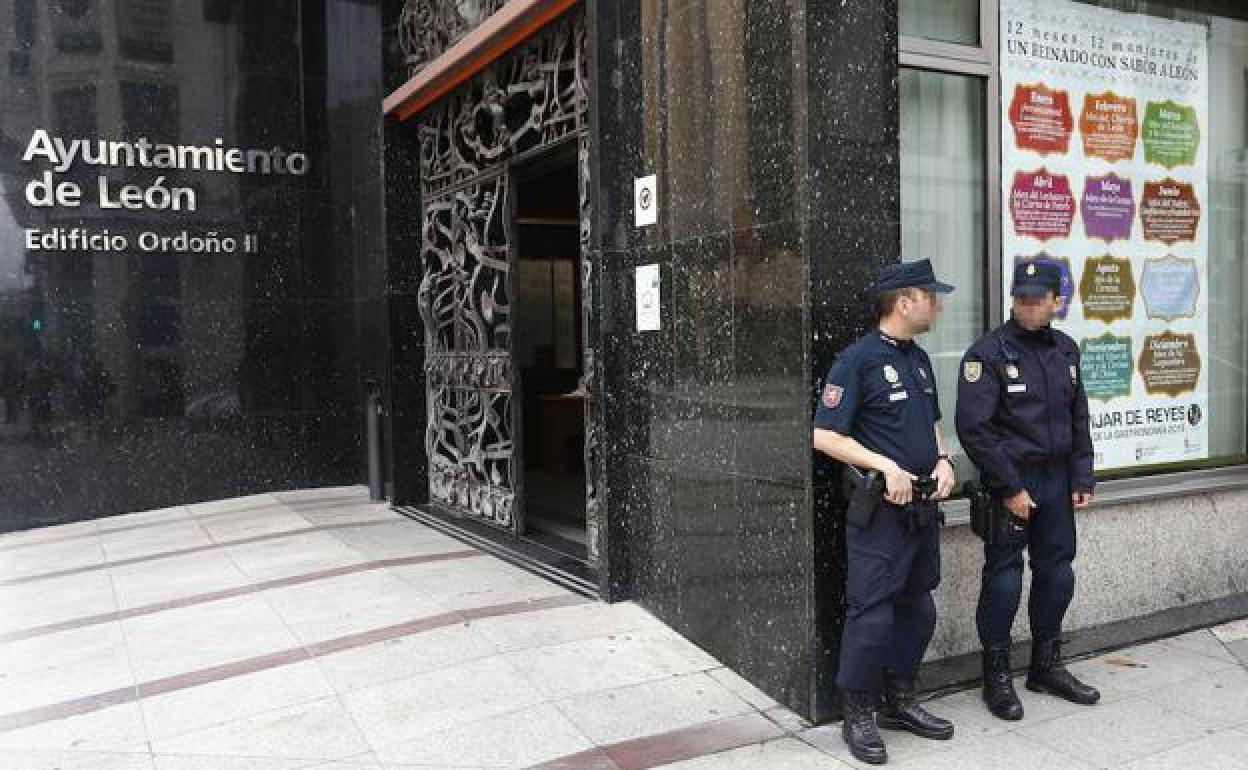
[0,1,385,529]
[588,0,898,720]
[378,0,428,506]
[807,0,902,722]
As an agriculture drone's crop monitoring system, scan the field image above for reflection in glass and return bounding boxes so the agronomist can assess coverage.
[52,0,103,53]
[116,0,174,62]
[900,68,985,476]
[121,82,178,140]
[1202,13,1248,462]
[0,0,360,522]
[54,85,97,136]
[900,0,979,45]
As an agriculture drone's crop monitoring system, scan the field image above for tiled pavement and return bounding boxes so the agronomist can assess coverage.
[0,488,1245,770]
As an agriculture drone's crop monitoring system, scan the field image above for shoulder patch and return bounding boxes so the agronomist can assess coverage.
[963,361,982,383]
[821,384,844,409]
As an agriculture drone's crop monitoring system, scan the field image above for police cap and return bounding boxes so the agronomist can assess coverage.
[1011,260,1062,298]
[870,258,955,294]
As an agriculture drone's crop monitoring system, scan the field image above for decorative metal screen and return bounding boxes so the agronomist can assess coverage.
[577,131,601,559]
[399,0,510,78]
[417,14,588,198]
[415,9,599,560]
[421,174,516,524]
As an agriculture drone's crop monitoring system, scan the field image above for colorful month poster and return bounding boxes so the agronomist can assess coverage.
[1001,0,1209,470]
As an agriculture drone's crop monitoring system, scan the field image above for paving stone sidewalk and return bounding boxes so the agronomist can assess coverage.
[0,488,1244,769]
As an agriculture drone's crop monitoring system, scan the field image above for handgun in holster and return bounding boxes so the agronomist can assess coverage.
[842,465,885,528]
[964,480,1026,545]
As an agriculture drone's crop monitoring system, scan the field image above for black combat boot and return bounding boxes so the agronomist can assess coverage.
[841,689,888,765]
[1026,638,1100,705]
[877,670,954,740]
[981,642,1024,720]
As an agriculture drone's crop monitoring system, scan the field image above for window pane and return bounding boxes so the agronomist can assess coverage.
[900,0,979,45]
[1206,13,1248,465]
[998,0,1248,477]
[900,69,986,477]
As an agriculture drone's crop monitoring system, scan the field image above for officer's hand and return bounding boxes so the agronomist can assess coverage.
[1004,489,1036,519]
[883,463,917,506]
[1072,491,1093,509]
[933,460,956,500]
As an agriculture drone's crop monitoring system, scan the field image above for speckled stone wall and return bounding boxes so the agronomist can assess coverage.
[588,0,899,721]
[806,0,902,722]
[378,0,427,507]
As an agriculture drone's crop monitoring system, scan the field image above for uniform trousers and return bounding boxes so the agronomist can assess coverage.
[976,460,1077,645]
[837,501,941,691]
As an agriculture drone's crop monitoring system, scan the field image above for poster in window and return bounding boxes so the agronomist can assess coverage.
[1001,0,1209,470]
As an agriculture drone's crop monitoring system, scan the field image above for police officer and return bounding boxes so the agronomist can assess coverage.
[955,259,1100,722]
[814,259,957,765]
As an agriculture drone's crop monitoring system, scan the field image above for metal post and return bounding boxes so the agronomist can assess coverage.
[365,380,385,502]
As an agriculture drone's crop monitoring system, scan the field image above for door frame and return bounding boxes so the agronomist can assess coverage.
[507,135,587,552]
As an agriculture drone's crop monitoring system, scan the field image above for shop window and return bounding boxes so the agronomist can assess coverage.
[11,0,34,74]
[14,0,34,48]
[121,81,178,141]
[117,0,173,62]
[900,68,986,475]
[52,0,102,53]
[55,85,96,136]
[999,0,1248,477]
[8,51,30,75]
[54,86,97,183]
[900,0,979,45]
[120,82,178,184]
[203,0,232,24]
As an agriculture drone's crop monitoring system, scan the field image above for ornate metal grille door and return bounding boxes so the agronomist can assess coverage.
[421,174,516,526]
[412,7,599,558]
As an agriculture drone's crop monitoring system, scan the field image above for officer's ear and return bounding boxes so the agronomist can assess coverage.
[875,288,907,321]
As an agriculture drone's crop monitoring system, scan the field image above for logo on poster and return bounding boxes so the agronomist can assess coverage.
[1187,404,1203,427]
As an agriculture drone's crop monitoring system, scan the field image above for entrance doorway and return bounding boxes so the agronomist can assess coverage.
[513,146,587,561]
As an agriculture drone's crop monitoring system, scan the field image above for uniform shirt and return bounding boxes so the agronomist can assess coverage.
[814,329,941,476]
[955,319,1094,496]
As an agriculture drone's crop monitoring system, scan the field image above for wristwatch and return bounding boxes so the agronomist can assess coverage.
[937,452,956,470]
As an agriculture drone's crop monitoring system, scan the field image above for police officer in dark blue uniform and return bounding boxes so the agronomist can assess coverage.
[814,259,958,765]
[955,259,1100,722]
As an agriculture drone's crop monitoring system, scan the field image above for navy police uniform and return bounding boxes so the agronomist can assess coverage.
[814,260,952,693]
[955,264,1094,648]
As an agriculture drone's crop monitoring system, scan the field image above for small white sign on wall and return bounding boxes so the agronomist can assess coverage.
[635,263,661,332]
[634,174,657,227]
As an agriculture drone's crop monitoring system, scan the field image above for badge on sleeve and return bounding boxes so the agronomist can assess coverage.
[964,361,982,383]
[1069,364,1078,383]
[822,384,844,409]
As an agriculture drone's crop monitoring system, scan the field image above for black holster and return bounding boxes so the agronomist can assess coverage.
[843,465,885,528]
[906,476,943,531]
[965,480,1026,545]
